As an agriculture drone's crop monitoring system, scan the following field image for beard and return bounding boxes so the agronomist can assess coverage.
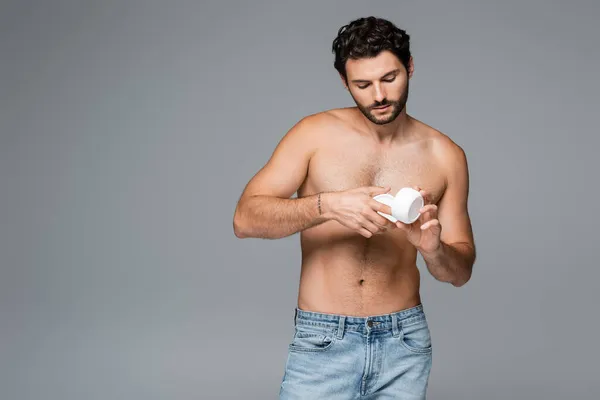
[352,80,409,125]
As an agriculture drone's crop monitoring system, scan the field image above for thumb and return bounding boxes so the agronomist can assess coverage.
[366,186,391,196]
[395,220,410,232]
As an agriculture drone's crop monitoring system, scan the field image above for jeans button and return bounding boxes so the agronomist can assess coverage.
[367,320,373,327]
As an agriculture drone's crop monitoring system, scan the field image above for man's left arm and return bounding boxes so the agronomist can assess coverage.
[421,144,476,287]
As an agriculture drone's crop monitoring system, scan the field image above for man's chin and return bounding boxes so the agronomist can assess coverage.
[367,113,397,125]
[373,119,392,125]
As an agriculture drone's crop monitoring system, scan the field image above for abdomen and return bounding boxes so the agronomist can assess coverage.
[297,222,422,316]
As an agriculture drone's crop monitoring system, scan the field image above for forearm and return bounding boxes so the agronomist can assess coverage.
[420,242,475,287]
[233,193,332,239]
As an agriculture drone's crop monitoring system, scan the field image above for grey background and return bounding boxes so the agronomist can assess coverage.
[1,0,599,399]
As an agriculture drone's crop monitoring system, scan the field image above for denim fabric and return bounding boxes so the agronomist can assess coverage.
[279,304,433,399]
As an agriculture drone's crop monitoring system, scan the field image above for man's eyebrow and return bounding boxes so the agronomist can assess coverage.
[350,69,401,83]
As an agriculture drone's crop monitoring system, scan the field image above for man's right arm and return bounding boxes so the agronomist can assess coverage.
[233,115,333,239]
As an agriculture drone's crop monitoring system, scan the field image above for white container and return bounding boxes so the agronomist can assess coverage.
[373,193,398,223]
[373,187,424,224]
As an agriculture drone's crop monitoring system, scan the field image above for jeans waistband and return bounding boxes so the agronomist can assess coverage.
[294,303,426,336]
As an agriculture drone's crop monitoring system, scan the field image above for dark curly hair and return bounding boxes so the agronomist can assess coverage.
[332,17,411,83]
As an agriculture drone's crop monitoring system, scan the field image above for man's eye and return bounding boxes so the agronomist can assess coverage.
[358,84,369,89]
[383,76,396,82]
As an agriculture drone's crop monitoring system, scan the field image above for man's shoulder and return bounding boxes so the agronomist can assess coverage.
[279,109,344,152]
[412,117,466,161]
[299,107,353,126]
[290,108,354,139]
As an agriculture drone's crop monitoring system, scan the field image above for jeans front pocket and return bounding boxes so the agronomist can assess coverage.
[288,324,337,353]
[399,316,433,354]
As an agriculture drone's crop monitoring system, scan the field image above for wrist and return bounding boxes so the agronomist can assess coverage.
[318,192,336,221]
[420,241,445,259]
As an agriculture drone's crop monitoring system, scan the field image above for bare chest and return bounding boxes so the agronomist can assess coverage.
[302,142,446,204]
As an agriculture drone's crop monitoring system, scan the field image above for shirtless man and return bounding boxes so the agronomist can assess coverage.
[233,16,476,399]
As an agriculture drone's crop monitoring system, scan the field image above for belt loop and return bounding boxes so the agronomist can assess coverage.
[336,316,345,339]
[392,314,400,337]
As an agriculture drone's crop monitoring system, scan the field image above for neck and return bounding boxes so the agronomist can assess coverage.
[359,107,411,144]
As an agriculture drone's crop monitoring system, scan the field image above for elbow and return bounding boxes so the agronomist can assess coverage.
[451,278,468,288]
[232,205,249,238]
[233,224,247,239]
[450,249,476,287]
[451,267,474,287]
[233,214,249,238]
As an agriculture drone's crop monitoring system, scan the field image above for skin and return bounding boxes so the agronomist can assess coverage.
[233,50,476,317]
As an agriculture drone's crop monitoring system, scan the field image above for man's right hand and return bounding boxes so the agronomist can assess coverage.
[325,186,396,238]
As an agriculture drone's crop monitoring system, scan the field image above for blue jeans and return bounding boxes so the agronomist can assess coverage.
[279,304,433,399]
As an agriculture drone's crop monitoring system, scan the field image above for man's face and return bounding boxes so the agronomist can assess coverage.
[344,51,412,125]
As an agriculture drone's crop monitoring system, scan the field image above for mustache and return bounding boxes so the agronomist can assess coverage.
[371,100,393,108]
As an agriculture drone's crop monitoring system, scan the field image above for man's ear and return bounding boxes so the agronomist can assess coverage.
[407,57,414,79]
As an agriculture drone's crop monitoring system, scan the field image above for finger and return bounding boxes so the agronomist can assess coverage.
[395,220,410,231]
[365,219,383,235]
[369,212,395,231]
[349,221,372,238]
[369,199,393,217]
[354,219,377,236]
[420,219,440,230]
[383,219,396,230]
[359,216,383,235]
[359,228,373,238]
[361,204,390,229]
[419,204,438,220]
[365,206,395,228]
[366,186,391,196]
[411,185,429,203]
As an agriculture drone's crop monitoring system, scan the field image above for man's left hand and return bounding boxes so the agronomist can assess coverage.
[395,186,442,254]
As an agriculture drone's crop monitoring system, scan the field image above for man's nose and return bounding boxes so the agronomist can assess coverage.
[373,84,386,103]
